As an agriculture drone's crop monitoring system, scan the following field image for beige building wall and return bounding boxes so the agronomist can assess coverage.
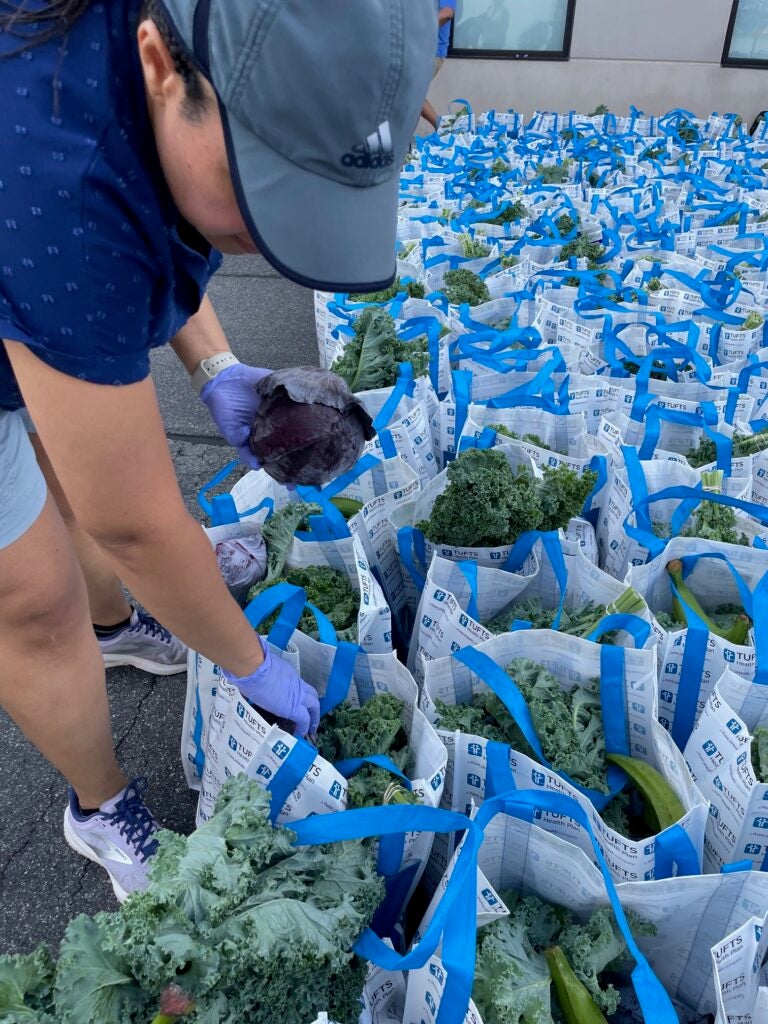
[427,0,768,124]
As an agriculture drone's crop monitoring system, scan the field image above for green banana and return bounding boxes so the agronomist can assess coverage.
[330,497,364,519]
[667,559,751,644]
[606,754,686,833]
[545,947,609,1024]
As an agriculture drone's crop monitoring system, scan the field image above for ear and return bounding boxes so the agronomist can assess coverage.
[137,18,180,106]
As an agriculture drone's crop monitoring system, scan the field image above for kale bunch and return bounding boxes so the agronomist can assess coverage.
[489,423,553,450]
[348,276,425,302]
[473,892,652,1023]
[0,778,385,1024]
[687,430,768,468]
[751,727,768,781]
[435,657,611,795]
[536,159,573,184]
[248,565,358,636]
[417,449,596,549]
[559,232,606,264]
[443,268,491,306]
[317,694,418,808]
[479,199,528,226]
[331,306,430,392]
[460,232,492,258]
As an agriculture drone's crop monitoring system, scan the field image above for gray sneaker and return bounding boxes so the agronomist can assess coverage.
[98,609,187,675]
[63,778,160,902]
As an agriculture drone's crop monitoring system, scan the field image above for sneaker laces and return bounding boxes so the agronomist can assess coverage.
[130,610,173,645]
[107,777,160,862]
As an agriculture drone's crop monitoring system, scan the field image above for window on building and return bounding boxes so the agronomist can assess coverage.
[723,0,768,68]
[449,0,576,60]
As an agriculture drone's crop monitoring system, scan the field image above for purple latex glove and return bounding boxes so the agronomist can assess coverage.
[201,363,272,469]
[222,636,320,737]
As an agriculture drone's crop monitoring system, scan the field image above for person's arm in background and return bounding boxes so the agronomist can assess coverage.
[438,4,456,25]
[171,293,268,468]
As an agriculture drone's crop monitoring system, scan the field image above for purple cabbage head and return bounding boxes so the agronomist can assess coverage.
[249,367,375,486]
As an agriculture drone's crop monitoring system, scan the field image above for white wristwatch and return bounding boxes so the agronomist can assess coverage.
[191,352,240,394]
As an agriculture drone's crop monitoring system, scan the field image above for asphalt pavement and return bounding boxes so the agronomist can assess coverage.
[0,255,320,954]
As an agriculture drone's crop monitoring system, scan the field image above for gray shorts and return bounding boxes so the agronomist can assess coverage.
[0,408,47,549]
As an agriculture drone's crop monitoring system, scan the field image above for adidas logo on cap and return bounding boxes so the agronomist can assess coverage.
[342,121,395,169]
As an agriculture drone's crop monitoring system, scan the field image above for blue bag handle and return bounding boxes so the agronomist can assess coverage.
[291,802,484,1024]
[473,791,680,1024]
[636,403,724,462]
[244,582,339,650]
[198,458,273,525]
[452,646,625,811]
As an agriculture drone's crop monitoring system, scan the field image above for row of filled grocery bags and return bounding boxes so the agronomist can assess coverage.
[178,107,768,1023]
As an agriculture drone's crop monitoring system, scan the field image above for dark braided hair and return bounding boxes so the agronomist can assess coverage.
[0,0,209,119]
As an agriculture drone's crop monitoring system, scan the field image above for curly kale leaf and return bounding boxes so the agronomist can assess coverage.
[473,898,555,1024]
[556,907,629,1015]
[489,424,554,451]
[443,268,491,306]
[55,778,384,1024]
[751,726,768,782]
[348,277,425,303]
[436,658,610,795]
[536,160,573,184]
[416,449,596,549]
[317,695,417,808]
[248,565,358,635]
[0,945,57,1021]
[331,307,430,393]
[686,430,768,468]
[261,502,321,583]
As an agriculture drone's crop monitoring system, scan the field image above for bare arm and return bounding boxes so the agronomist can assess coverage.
[5,340,264,679]
[170,293,231,374]
[438,6,455,25]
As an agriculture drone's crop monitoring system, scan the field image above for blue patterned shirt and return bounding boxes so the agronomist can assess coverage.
[0,0,222,409]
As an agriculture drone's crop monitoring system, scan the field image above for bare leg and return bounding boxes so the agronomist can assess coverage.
[421,99,439,131]
[29,432,131,627]
[0,493,126,807]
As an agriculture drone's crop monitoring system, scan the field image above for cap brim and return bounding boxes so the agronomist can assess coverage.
[222,106,400,293]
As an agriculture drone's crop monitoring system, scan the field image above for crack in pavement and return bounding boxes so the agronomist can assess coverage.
[0,775,62,894]
[113,678,156,756]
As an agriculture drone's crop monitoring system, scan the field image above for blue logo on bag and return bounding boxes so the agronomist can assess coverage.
[329,781,343,800]
[490,551,502,560]
[714,776,724,792]
[727,719,742,735]
[236,702,246,719]
[660,690,673,704]
[459,614,469,627]
[665,662,678,675]
[709,804,719,820]
[724,649,736,663]
[468,742,483,756]
[228,736,237,752]
[660,716,670,729]
[429,964,445,984]
[531,770,546,786]
[272,741,290,760]
[425,992,436,1014]
[431,773,442,790]
[450,641,461,652]
[422,615,433,628]
[703,740,718,757]
[631,701,645,713]
[644,843,654,856]
[255,764,272,780]
[434,590,447,602]
[745,844,762,856]
[753,817,768,829]
[467,773,482,789]
[610,539,619,551]
[481,888,498,906]
[738,751,748,765]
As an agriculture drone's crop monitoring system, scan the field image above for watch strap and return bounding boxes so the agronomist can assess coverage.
[191,352,240,394]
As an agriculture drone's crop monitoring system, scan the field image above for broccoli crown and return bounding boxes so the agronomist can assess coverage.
[442,268,491,307]
[330,306,430,392]
[417,449,596,549]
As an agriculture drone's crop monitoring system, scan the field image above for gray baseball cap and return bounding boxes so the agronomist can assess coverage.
[158,0,436,293]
